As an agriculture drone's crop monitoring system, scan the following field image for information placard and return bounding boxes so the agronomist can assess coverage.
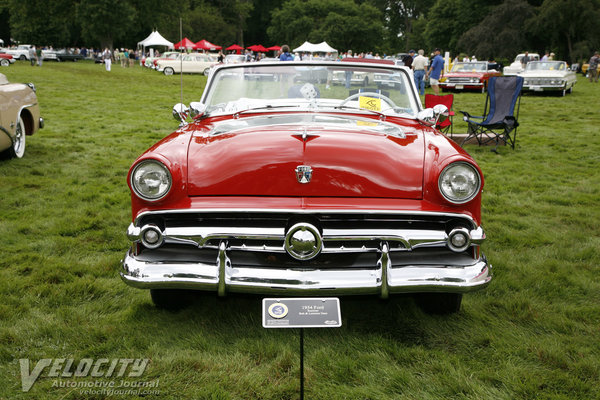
[262,298,342,328]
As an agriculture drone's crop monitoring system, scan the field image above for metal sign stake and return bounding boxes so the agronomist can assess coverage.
[262,298,341,399]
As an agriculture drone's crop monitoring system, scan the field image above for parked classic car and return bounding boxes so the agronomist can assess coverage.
[121,61,492,314]
[503,53,540,76]
[440,62,501,93]
[156,53,218,76]
[0,73,43,158]
[519,61,576,96]
[0,53,15,67]
[54,49,84,62]
[3,44,34,61]
[145,51,180,69]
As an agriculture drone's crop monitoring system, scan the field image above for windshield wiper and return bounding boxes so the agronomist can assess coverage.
[235,104,300,116]
[333,104,389,119]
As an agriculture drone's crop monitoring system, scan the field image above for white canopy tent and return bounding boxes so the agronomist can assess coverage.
[293,41,337,54]
[293,41,316,53]
[138,31,174,51]
[313,41,337,53]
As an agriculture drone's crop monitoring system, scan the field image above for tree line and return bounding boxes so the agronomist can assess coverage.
[1,0,599,64]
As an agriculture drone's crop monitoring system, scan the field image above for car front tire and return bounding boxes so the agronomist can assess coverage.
[150,289,195,310]
[0,59,9,67]
[6,115,26,159]
[164,67,174,76]
[414,293,463,314]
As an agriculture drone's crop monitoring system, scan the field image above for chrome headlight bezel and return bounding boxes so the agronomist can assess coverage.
[130,160,172,201]
[438,162,481,204]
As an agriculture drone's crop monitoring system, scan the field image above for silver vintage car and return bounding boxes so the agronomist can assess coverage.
[520,61,577,96]
[0,73,43,158]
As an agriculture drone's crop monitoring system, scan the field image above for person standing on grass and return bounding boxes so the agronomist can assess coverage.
[412,49,428,96]
[29,45,36,66]
[102,48,112,71]
[588,51,599,83]
[425,48,444,95]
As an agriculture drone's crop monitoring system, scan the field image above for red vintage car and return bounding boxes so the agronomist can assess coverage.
[440,62,501,93]
[0,53,15,67]
[121,61,491,314]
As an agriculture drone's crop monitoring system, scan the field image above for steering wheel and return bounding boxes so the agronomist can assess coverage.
[339,91,398,111]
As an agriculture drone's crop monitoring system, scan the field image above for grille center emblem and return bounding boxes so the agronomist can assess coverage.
[285,223,322,261]
[295,165,313,184]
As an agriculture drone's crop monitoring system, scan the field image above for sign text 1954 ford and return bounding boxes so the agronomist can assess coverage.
[121,61,491,314]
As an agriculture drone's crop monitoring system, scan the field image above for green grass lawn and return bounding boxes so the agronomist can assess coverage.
[1,61,599,400]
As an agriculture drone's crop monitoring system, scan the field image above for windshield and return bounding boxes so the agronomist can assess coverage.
[525,61,566,71]
[451,62,486,72]
[202,62,420,118]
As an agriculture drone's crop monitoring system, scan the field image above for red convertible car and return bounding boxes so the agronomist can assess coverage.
[440,62,501,93]
[121,61,491,313]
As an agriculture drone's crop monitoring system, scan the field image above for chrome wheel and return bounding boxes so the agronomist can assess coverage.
[164,67,174,76]
[9,116,26,158]
[0,59,9,67]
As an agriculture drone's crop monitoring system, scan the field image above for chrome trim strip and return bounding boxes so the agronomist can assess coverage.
[133,209,479,230]
[127,223,485,253]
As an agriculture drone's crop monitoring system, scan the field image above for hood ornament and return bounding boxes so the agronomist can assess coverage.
[295,165,313,184]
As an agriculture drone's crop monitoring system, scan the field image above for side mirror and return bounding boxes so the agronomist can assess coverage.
[172,103,189,125]
[417,104,448,127]
[189,102,206,118]
[432,104,449,125]
[417,108,435,126]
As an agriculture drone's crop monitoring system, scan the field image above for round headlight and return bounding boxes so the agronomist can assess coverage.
[131,160,172,201]
[438,162,481,204]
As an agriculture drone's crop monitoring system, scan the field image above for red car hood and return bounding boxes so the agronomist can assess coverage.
[187,119,424,198]
[446,71,485,78]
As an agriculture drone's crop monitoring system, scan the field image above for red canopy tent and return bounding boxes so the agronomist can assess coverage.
[247,44,268,53]
[174,38,197,50]
[196,39,222,51]
[266,45,281,51]
[226,44,244,51]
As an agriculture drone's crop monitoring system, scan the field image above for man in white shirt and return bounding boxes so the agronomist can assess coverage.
[412,49,428,96]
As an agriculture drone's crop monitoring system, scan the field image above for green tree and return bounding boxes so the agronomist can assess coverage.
[532,0,600,63]
[129,0,190,47]
[246,0,284,46]
[424,0,501,54]
[6,0,79,46]
[457,0,536,60]
[267,0,383,53]
[77,0,137,49]
[382,0,435,53]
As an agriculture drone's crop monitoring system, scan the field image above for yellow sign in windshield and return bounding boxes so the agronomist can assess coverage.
[359,96,381,112]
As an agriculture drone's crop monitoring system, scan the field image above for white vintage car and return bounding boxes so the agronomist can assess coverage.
[3,44,34,61]
[503,53,540,76]
[156,53,218,76]
[519,61,577,96]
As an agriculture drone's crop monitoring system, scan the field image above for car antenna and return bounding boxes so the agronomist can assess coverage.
[179,17,183,107]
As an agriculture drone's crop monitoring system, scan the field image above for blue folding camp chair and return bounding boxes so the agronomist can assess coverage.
[459,76,523,152]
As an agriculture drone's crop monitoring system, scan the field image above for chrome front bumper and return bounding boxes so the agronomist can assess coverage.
[121,209,492,297]
[121,244,491,297]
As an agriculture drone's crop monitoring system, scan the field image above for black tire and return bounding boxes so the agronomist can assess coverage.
[150,289,195,310]
[19,55,27,61]
[163,67,174,76]
[414,293,463,314]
